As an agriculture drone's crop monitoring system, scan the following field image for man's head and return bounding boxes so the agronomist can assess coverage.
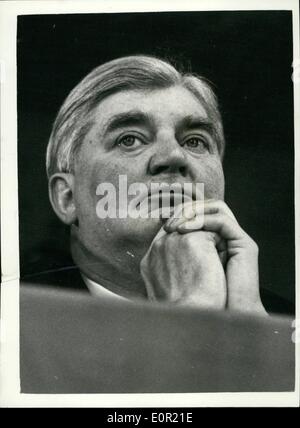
[47,55,226,296]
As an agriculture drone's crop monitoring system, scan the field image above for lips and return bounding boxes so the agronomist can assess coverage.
[137,186,195,218]
[146,191,192,210]
[126,181,203,219]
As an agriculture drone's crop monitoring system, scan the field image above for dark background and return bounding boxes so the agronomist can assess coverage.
[17,11,294,305]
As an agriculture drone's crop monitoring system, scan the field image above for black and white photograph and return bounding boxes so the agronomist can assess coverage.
[0,0,299,408]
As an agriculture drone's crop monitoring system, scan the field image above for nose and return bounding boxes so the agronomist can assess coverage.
[148,133,188,176]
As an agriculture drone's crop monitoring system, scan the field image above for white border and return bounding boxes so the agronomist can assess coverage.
[0,0,299,408]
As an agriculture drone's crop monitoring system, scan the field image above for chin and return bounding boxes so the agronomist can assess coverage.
[116,216,164,245]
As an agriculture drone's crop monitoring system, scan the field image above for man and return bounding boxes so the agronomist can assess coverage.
[42,55,269,314]
[19,55,295,394]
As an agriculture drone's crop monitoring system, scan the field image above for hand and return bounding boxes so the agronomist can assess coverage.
[164,200,267,315]
[140,224,227,310]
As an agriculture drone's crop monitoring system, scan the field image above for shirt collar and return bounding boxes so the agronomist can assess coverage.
[81,273,129,302]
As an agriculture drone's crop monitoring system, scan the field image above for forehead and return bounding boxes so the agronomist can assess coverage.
[90,85,209,132]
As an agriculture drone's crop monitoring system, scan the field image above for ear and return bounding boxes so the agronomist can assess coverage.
[48,173,77,225]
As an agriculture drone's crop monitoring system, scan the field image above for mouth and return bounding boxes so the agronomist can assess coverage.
[136,184,197,219]
[147,191,193,208]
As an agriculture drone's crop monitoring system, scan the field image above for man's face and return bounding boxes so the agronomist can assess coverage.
[72,85,224,262]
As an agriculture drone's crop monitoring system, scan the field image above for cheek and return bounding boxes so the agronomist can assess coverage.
[74,156,147,222]
[76,155,121,198]
[195,156,225,199]
[73,161,105,224]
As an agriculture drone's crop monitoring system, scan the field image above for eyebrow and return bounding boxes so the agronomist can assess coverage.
[101,110,154,137]
[99,111,215,141]
[176,115,215,135]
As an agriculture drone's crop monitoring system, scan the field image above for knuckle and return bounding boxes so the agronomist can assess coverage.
[179,232,195,248]
[215,200,236,220]
[201,230,215,242]
[211,199,227,212]
[217,199,227,209]
[247,236,259,253]
[216,212,226,223]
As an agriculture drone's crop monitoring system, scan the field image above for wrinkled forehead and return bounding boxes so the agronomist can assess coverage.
[88,85,211,135]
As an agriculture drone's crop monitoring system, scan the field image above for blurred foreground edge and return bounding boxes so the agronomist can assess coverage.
[20,284,295,393]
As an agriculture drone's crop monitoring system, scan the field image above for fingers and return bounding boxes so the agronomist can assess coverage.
[178,212,244,241]
[163,201,202,231]
[163,199,252,253]
[163,201,202,233]
[204,200,236,220]
[164,199,236,233]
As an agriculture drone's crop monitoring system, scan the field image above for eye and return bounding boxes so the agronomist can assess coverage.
[117,134,144,150]
[182,136,209,153]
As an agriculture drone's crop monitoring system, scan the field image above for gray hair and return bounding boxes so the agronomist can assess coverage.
[46,55,225,178]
